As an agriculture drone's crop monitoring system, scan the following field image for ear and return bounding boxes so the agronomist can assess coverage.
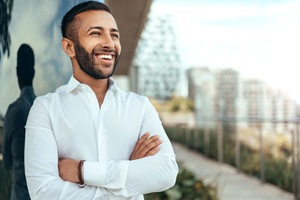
[62,38,75,58]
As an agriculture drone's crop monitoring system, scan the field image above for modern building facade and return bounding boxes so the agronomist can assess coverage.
[187,67,298,133]
[131,13,183,100]
[187,67,215,127]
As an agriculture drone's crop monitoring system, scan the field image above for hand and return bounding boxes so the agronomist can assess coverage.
[58,158,80,183]
[130,132,162,160]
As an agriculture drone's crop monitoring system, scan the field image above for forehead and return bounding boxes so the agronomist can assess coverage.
[75,10,118,31]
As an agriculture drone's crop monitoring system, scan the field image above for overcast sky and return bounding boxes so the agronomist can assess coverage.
[1,0,299,115]
[152,0,300,102]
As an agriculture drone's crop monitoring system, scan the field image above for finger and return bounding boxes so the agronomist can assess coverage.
[133,132,150,152]
[135,132,150,151]
[145,146,161,157]
[139,136,162,156]
[130,133,162,160]
[138,135,159,153]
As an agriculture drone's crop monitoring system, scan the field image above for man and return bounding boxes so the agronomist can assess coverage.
[24,1,178,200]
[3,43,36,200]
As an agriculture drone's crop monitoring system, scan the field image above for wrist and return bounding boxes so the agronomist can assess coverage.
[78,160,86,188]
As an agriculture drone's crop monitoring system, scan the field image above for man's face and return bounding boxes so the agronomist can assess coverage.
[73,10,121,79]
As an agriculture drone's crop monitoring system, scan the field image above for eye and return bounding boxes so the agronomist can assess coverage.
[111,33,119,39]
[90,31,101,36]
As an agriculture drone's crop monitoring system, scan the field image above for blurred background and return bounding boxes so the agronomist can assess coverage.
[1,0,300,199]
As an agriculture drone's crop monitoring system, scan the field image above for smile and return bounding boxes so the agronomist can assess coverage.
[98,54,113,60]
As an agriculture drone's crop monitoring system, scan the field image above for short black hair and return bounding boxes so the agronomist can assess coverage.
[61,1,111,39]
[16,43,35,87]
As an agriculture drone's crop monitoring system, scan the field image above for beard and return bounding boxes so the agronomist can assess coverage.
[74,41,119,79]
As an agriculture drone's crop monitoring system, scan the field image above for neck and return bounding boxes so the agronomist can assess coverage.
[74,73,109,106]
[20,84,32,90]
[89,79,109,106]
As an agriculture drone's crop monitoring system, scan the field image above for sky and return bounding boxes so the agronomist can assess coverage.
[151,0,300,102]
[1,0,300,115]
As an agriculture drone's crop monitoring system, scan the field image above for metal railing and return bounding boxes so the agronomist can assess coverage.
[0,118,298,198]
[164,117,299,199]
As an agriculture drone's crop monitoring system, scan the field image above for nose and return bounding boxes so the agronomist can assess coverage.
[101,33,114,49]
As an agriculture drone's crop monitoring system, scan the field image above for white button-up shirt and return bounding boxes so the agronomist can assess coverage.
[25,76,178,200]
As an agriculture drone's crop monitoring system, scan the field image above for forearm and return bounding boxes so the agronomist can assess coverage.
[25,131,97,199]
[26,176,96,200]
[24,99,99,199]
[82,148,177,197]
[25,126,97,199]
[117,153,178,196]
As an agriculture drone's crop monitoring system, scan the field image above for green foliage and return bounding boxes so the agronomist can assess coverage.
[168,96,195,112]
[166,125,293,193]
[265,157,292,191]
[144,166,218,200]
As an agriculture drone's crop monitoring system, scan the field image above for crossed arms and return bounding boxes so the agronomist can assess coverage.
[58,132,162,184]
[25,97,178,199]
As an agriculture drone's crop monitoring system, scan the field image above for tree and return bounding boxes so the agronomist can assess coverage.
[0,0,14,60]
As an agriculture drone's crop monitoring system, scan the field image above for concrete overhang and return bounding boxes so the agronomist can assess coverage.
[105,0,152,75]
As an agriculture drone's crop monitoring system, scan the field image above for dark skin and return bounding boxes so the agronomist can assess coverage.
[58,10,162,184]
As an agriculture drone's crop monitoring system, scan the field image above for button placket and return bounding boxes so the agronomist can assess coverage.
[96,90,113,162]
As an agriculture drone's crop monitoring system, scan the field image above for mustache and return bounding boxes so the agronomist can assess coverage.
[93,46,118,56]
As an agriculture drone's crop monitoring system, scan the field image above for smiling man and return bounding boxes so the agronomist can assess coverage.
[24,1,178,200]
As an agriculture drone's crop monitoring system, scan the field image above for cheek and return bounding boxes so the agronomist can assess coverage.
[116,43,121,54]
[80,39,96,52]
[86,45,95,54]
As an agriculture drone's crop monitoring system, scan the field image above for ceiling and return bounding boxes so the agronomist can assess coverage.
[105,0,152,75]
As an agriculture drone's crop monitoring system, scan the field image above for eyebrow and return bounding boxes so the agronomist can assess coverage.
[86,26,119,33]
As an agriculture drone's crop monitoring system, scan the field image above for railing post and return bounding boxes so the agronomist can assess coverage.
[291,129,297,199]
[204,124,210,156]
[174,125,180,142]
[217,121,223,163]
[295,122,300,200]
[193,127,199,150]
[235,121,240,171]
[258,123,265,182]
[184,126,190,147]
[172,125,176,142]
[190,127,194,149]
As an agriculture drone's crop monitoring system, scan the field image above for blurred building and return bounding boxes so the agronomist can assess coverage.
[187,67,298,133]
[275,91,298,131]
[243,79,267,123]
[131,13,183,100]
[187,67,215,128]
[243,79,298,132]
[214,69,241,119]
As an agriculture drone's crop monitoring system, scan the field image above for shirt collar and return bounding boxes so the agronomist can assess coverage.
[65,76,117,93]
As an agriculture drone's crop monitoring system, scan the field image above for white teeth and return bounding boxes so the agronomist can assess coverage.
[99,54,112,60]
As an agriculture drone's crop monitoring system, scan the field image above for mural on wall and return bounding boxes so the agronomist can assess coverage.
[0,0,88,115]
[0,0,13,60]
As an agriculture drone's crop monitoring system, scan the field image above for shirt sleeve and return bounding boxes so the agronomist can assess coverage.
[83,99,179,197]
[25,98,96,200]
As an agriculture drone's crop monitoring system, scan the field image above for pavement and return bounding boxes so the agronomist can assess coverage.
[172,142,295,200]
